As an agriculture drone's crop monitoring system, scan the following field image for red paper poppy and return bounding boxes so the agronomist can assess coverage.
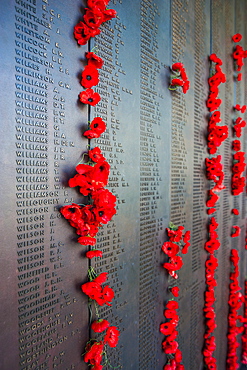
[81,65,99,88]
[207,208,216,215]
[74,21,100,45]
[102,8,117,21]
[172,63,184,71]
[232,140,241,151]
[170,286,180,297]
[163,256,183,271]
[101,285,114,306]
[90,161,110,189]
[162,339,178,354]
[84,117,107,139]
[160,322,176,336]
[84,8,105,29]
[86,250,103,259]
[232,33,242,42]
[209,53,223,65]
[86,52,104,69]
[170,78,184,87]
[79,88,101,106]
[166,300,179,310]
[87,0,110,10]
[162,241,179,257]
[94,272,108,284]
[231,226,241,238]
[78,236,96,246]
[237,73,242,81]
[89,147,105,163]
[182,80,190,94]
[232,208,239,215]
[91,319,110,333]
[92,188,116,208]
[84,341,104,366]
[104,326,120,347]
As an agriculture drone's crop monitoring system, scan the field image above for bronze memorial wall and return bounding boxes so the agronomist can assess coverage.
[0,0,247,369]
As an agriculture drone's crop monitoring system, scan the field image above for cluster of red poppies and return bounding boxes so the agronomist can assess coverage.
[160,300,184,370]
[241,280,247,364]
[226,249,244,370]
[203,53,227,368]
[205,155,225,192]
[74,0,116,45]
[61,2,119,368]
[162,225,190,279]
[207,110,228,155]
[160,225,190,369]
[232,33,247,81]
[84,323,119,370]
[61,152,116,247]
[206,54,227,152]
[81,270,119,368]
[202,217,219,369]
[232,148,246,196]
[169,63,190,94]
[205,54,226,216]
[79,52,103,106]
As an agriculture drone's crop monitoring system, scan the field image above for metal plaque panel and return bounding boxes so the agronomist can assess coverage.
[0,1,247,370]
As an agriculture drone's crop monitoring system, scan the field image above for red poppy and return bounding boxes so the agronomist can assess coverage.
[84,117,106,139]
[232,140,241,151]
[84,341,104,366]
[162,339,178,354]
[78,236,96,246]
[170,78,184,87]
[88,0,109,8]
[160,322,176,336]
[237,73,242,81]
[104,326,120,347]
[103,8,117,21]
[90,161,110,189]
[207,208,216,215]
[161,241,179,257]
[206,190,219,207]
[166,226,184,242]
[182,80,190,94]
[91,319,110,333]
[205,239,220,253]
[209,53,223,65]
[174,348,183,362]
[93,205,116,224]
[163,256,183,271]
[84,8,105,29]
[92,188,116,208]
[101,285,114,306]
[205,255,218,272]
[181,242,190,254]
[94,272,108,284]
[82,281,102,300]
[86,52,104,69]
[89,147,105,163]
[166,300,179,310]
[86,250,103,259]
[79,88,101,106]
[81,66,99,88]
[231,226,241,238]
[170,286,179,297]
[74,21,100,45]
[232,33,242,42]
[172,63,184,71]
[60,203,83,221]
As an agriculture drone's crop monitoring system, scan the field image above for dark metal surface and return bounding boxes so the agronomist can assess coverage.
[0,0,247,369]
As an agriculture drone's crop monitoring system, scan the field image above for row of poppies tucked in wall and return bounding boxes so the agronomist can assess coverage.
[60,1,120,369]
[161,34,247,370]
